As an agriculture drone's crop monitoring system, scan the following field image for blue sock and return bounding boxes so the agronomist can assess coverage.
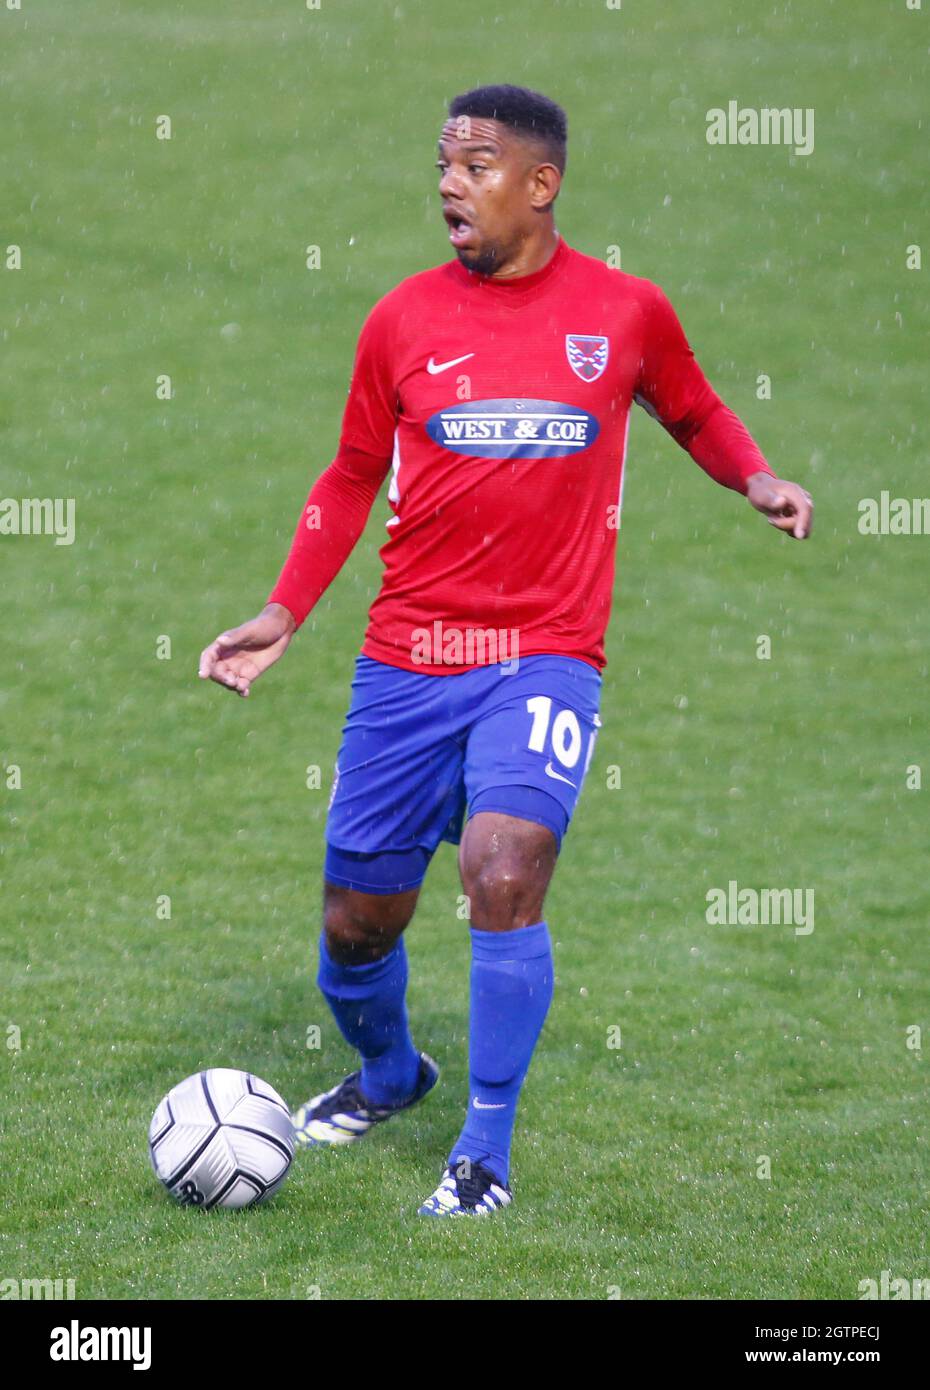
[448,921,554,1188]
[316,934,420,1105]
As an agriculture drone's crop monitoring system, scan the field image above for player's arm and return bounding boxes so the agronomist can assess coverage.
[198,445,391,697]
[635,282,812,540]
[199,294,399,697]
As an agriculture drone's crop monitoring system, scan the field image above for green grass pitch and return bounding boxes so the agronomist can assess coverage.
[1,0,927,1299]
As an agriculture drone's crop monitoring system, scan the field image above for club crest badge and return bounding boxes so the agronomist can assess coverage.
[565,334,609,382]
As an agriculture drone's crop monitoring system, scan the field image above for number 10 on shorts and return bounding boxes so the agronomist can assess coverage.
[526,696,599,777]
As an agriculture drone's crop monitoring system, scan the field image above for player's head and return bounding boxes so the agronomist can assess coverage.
[438,84,567,276]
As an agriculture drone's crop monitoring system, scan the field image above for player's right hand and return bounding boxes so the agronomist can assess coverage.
[198,603,296,698]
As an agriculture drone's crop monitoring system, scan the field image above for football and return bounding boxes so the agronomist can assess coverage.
[149,1069,295,1210]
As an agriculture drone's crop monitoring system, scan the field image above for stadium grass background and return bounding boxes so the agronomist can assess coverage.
[1,0,927,1299]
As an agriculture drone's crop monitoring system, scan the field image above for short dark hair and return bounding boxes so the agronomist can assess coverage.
[448,84,567,173]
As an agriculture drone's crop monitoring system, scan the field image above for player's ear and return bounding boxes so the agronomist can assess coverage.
[530,162,562,212]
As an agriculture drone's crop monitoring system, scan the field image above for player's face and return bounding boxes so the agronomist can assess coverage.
[436,117,555,276]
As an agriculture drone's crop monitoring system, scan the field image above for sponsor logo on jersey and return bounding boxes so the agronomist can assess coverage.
[426,398,600,459]
[566,334,609,382]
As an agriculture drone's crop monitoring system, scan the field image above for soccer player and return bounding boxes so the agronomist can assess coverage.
[199,85,812,1217]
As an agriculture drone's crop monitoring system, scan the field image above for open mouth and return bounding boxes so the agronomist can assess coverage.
[443,208,474,249]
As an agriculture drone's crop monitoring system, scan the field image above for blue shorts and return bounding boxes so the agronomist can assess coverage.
[325,653,602,894]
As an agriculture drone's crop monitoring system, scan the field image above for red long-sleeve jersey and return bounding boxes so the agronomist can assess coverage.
[270,236,772,673]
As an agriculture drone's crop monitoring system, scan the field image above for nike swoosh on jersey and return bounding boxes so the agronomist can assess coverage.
[544,761,576,788]
[426,352,475,375]
[472,1099,507,1110]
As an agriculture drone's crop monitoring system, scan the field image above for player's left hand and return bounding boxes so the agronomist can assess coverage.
[746,473,813,539]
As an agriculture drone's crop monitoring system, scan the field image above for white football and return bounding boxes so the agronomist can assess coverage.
[149,1068,295,1209]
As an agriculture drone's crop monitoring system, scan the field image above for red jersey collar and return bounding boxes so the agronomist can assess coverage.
[451,235,570,295]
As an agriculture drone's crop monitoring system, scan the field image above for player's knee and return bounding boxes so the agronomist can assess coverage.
[462,854,541,932]
[460,812,557,931]
[322,884,414,964]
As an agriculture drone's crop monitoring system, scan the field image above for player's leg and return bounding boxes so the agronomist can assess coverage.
[293,873,441,1147]
[317,877,422,1105]
[418,808,558,1215]
[292,655,462,1147]
[418,655,601,1216]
